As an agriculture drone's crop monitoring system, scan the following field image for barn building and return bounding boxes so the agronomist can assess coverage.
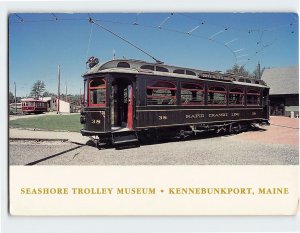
[261,66,299,117]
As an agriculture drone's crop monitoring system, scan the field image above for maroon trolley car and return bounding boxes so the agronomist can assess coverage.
[21,99,48,114]
[80,59,270,147]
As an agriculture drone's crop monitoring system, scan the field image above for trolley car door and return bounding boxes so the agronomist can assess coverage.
[110,79,134,130]
[127,85,133,129]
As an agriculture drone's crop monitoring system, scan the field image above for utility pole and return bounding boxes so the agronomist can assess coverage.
[258,61,261,79]
[65,81,68,102]
[79,88,82,105]
[57,64,60,114]
[14,81,17,114]
[113,49,116,60]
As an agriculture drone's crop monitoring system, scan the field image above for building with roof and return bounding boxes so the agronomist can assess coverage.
[51,98,75,113]
[261,66,299,117]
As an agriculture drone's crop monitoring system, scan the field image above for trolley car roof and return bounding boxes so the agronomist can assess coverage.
[83,59,268,88]
[20,98,48,102]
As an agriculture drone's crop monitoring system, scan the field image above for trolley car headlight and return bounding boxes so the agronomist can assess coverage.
[80,116,86,124]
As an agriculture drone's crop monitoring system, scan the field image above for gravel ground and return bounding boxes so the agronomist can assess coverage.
[9,116,299,166]
[234,116,299,146]
[9,127,89,144]
[9,134,298,165]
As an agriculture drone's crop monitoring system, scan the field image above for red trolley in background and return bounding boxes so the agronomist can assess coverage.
[21,99,48,114]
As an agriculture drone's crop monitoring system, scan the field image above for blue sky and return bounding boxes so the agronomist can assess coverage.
[9,13,298,97]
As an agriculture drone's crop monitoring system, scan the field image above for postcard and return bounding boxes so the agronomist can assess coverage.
[8,12,299,215]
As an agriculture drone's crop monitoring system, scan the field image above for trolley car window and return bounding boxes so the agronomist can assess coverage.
[207,85,227,105]
[38,102,45,107]
[186,70,196,76]
[146,80,176,105]
[156,66,169,72]
[173,69,185,74]
[247,89,260,105]
[84,80,88,106]
[181,83,204,105]
[117,62,130,68]
[141,65,154,70]
[228,87,244,105]
[89,78,106,106]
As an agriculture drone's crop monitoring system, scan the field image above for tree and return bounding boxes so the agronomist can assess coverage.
[43,91,56,97]
[30,80,46,99]
[68,94,82,105]
[226,64,250,77]
[227,63,267,79]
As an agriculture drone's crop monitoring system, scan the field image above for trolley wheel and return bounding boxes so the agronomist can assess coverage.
[94,140,100,150]
[179,130,186,140]
[232,123,242,134]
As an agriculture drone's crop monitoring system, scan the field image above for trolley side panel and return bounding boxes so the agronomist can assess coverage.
[136,107,266,128]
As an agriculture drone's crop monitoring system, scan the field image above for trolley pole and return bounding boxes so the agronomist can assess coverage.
[14,82,17,114]
[57,64,60,114]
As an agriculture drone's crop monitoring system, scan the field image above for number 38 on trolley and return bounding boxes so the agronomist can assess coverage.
[80,58,270,148]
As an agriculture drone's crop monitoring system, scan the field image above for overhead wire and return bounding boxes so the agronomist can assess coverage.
[234,48,245,53]
[133,13,140,25]
[209,29,226,40]
[240,38,277,67]
[225,38,239,45]
[175,12,296,67]
[187,25,200,35]
[85,21,94,63]
[177,12,296,33]
[158,13,173,29]
[7,14,242,65]
[10,13,295,34]
[9,13,296,68]
[14,13,24,23]
[130,20,238,63]
[90,16,163,64]
[87,15,238,64]
[239,26,279,67]
[51,13,58,21]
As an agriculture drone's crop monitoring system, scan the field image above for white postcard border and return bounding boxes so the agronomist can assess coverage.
[2,0,300,232]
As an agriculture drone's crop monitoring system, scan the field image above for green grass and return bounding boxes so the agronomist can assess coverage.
[10,114,82,132]
[9,108,22,114]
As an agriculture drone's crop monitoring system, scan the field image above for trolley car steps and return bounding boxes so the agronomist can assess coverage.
[111,131,139,146]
